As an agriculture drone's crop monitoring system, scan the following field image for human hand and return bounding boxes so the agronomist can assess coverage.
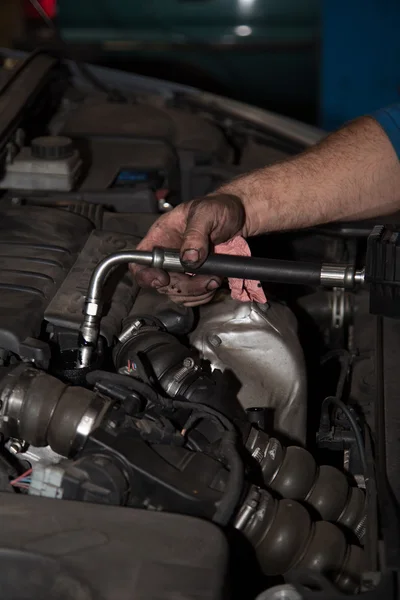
[130,194,246,306]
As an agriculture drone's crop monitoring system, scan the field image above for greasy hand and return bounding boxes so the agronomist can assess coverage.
[131,194,245,306]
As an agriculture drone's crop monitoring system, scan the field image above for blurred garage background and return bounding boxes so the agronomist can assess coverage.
[1,0,400,131]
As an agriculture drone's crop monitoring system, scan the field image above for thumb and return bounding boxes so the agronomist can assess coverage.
[181,201,213,267]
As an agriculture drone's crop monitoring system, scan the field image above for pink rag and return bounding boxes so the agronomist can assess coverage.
[215,237,267,303]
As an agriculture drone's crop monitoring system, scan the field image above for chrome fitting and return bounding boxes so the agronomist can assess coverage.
[161,250,185,272]
[80,318,99,345]
[152,247,165,270]
[85,301,102,317]
[152,247,184,272]
[320,264,353,288]
[320,264,357,289]
[354,268,365,286]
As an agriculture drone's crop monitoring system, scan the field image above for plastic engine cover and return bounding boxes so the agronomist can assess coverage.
[45,229,141,344]
[0,493,228,600]
[0,206,92,359]
[0,206,141,364]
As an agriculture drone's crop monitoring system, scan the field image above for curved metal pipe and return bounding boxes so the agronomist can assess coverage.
[79,251,154,367]
[86,251,153,304]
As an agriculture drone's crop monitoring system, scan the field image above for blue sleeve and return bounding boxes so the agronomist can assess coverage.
[371,104,400,159]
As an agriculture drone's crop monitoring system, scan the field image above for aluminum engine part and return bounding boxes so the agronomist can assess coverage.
[256,585,303,600]
[190,295,307,444]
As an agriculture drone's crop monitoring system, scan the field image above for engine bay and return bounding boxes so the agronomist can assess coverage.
[0,51,397,600]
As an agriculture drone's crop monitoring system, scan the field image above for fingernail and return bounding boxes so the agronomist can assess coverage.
[182,249,199,264]
[151,279,163,289]
[206,279,220,291]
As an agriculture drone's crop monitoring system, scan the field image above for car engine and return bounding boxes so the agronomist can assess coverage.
[0,51,395,600]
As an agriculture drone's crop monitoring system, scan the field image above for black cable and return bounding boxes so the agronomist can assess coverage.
[320,348,351,367]
[320,351,367,474]
[363,422,378,571]
[172,400,235,432]
[321,350,373,558]
[28,0,127,102]
[321,395,368,476]
[335,352,351,402]
[320,349,352,429]
[213,430,244,526]
[86,370,170,407]
[172,399,244,526]
[319,349,352,432]
[182,411,225,435]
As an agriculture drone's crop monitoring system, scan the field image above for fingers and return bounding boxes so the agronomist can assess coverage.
[181,293,218,307]
[180,194,246,268]
[133,264,221,296]
[134,266,170,289]
[180,199,213,267]
[129,194,245,308]
[156,273,222,297]
[157,273,221,306]
[130,212,181,287]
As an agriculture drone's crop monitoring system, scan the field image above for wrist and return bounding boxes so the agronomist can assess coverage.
[218,169,279,237]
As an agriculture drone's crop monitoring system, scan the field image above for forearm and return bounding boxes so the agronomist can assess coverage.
[219,116,400,236]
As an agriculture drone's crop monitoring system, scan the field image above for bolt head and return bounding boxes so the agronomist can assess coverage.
[9,439,24,455]
[183,357,195,368]
[208,334,222,347]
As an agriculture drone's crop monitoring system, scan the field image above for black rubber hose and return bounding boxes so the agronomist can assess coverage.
[192,254,322,286]
[248,429,366,533]
[238,487,364,593]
